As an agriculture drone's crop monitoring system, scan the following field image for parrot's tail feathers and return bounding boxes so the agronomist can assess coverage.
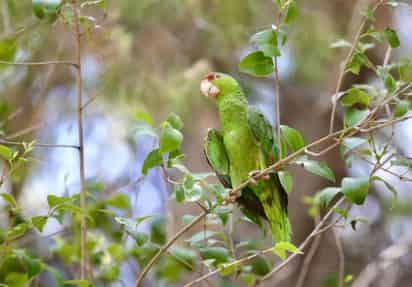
[269,211,292,243]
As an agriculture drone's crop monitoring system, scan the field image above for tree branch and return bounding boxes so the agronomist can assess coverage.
[72,1,88,280]
[329,0,383,134]
[0,60,77,67]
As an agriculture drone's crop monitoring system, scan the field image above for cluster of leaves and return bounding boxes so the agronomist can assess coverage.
[238,0,297,77]
[333,3,412,129]
[0,142,33,181]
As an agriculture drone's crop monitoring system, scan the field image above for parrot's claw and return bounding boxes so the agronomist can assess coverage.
[248,170,262,184]
[225,189,241,203]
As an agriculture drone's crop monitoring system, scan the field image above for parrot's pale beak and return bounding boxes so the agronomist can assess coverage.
[201,79,220,98]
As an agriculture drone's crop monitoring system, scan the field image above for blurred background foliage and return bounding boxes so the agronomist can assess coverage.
[1,0,412,286]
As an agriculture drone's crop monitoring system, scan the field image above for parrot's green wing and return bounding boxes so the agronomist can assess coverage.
[203,129,267,224]
[247,106,289,216]
[203,129,231,188]
[247,106,279,165]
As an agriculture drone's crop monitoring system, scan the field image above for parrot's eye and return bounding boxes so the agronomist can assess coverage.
[215,74,221,79]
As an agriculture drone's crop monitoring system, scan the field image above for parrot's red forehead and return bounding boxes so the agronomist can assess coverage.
[203,73,215,81]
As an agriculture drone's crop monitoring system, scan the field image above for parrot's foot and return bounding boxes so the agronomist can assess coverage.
[226,189,241,203]
[248,170,270,184]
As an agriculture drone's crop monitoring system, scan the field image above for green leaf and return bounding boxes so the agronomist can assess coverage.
[251,29,280,57]
[5,273,28,287]
[341,176,369,205]
[377,66,396,93]
[0,193,18,208]
[394,100,410,118]
[134,109,154,126]
[132,232,149,246]
[250,256,271,276]
[278,170,293,194]
[81,0,106,9]
[339,88,370,108]
[295,159,335,182]
[115,215,153,230]
[280,125,305,151]
[239,51,274,77]
[199,247,230,265]
[166,112,184,130]
[185,230,216,246]
[363,27,384,42]
[106,193,130,210]
[0,144,13,161]
[183,183,203,202]
[284,1,298,24]
[47,194,71,209]
[218,262,238,277]
[150,218,166,245]
[142,148,163,174]
[330,39,351,49]
[31,216,48,232]
[391,158,412,169]
[159,124,183,153]
[0,36,17,68]
[399,59,412,83]
[32,0,62,20]
[344,108,370,127]
[13,250,44,278]
[340,137,367,155]
[370,176,398,206]
[63,280,92,287]
[7,222,29,240]
[346,52,369,75]
[384,27,400,48]
[362,6,376,22]
[314,187,341,207]
[174,185,185,203]
[272,241,303,260]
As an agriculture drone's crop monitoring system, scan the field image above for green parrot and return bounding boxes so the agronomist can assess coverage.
[201,72,291,243]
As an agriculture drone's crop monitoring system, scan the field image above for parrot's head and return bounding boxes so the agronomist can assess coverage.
[200,72,241,101]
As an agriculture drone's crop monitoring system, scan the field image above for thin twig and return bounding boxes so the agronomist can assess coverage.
[273,55,282,160]
[295,215,322,287]
[81,93,100,111]
[0,60,77,67]
[5,122,44,139]
[134,211,208,287]
[72,1,88,280]
[333,229,345,287]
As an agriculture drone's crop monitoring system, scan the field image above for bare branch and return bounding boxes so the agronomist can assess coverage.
[0,60,77,67]
[72,1,88,279]
[333,229,345,287]
[295,215,322,287]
